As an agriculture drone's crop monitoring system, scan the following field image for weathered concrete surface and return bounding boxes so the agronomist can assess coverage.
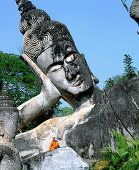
[15,76,139,164]
[22,147,90,170]
[130,0,139,26]
[15,101,94,161]
[66,76,139,163]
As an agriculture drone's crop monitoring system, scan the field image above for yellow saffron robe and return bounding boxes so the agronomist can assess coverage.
[49,140,60,151]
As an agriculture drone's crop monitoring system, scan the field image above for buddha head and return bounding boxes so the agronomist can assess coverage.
[16,0,98,108]
[37,44,94,103]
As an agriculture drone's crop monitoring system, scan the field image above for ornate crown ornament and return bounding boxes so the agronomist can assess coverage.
[16,0,36,16]
[0,85,16,109]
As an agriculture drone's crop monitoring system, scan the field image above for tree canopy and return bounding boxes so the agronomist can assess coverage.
[103,54,139,90]
[0,51,40,106]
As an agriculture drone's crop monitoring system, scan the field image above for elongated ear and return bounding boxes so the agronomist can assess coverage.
[91,72,99,84]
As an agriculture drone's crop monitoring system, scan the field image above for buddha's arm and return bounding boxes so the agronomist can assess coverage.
[17,54,61,130]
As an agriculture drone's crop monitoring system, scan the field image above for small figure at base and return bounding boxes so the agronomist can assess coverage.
[49,137,60,151]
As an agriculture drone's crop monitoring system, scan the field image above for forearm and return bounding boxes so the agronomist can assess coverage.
[18,90,61,130]
[17,53,61,130]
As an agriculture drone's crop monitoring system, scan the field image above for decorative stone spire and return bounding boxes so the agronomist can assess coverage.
[0,85,21,169]
[0,84,16,108]
[0,84,19,141]
[16,0,36,16]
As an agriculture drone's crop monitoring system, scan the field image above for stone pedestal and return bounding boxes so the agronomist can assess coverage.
[22,147,90,170]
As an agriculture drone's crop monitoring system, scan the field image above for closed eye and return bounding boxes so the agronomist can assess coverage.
[48,65,62,73]
[46,61,63,74]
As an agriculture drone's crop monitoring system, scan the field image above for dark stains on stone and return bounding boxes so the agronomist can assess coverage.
[66,76,139,161]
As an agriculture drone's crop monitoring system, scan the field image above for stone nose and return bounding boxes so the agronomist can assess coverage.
[63,62,79,81]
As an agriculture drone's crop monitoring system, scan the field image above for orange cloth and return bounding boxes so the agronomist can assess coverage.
[49,140,60,151]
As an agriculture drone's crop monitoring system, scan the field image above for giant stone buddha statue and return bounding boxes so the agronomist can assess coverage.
[15,0,99,130]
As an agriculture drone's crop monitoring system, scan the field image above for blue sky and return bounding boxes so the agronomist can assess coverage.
[0,0,138,91]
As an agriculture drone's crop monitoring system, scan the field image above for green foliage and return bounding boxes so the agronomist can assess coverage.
[103,75,127,90]
[53,106,74,117]
[103,54,138,90]
[0,51,40,106]
[60,106,74,116]
[123,54,137,79]
[93,130,139,170]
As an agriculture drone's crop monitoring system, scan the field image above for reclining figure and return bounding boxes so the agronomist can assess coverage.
[15,0,99,130]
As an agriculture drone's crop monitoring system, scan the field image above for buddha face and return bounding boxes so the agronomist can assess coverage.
[37,45,94,98]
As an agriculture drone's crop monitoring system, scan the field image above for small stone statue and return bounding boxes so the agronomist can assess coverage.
[122,0,139,34]
[130,0,139,33]
[0,85,21,170]
[15,0,99,130]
